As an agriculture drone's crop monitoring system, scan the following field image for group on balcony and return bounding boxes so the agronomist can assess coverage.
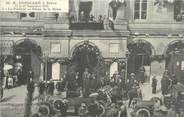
[69,10,105,24]
[69,10,106,30]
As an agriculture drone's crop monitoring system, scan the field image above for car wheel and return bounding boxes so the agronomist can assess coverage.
[136,108,151,117]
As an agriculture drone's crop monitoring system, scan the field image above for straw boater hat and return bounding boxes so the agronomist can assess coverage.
[130,73,135,76]
[159,105,167,112]
[81,103,86,107]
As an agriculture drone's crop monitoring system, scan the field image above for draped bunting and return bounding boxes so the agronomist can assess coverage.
[69,0,126,24]
[108,0,126,20]
[127,41,152,56]
[166,41,184,56]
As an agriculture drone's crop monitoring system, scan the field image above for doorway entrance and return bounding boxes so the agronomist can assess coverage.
[70,41,105,86]
[165,40,184,84]
[79,1,92,22]
[14,39,42,84]
[127,40,152,81]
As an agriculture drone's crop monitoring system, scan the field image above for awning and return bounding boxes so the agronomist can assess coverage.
[0,40,14,55]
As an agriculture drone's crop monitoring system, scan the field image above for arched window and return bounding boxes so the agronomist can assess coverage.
[134,0,147,20]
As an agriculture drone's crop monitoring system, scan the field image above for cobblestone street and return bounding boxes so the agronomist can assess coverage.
[1,0,184,117]
[0,75,162,117]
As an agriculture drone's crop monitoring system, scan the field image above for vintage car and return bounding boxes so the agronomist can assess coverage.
[163,83,184,111]
[131,97,162,117]
[31,86,109,117]
[32,96,99,117]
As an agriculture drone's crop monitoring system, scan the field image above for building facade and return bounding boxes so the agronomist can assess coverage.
[126,0,184,83]
[0,0,184,83]
[0,0,128,82]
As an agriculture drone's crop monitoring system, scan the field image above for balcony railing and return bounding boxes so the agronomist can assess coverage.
[69,22,104,30]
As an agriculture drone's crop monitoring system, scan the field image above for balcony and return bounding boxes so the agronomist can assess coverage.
[69,22,104,30]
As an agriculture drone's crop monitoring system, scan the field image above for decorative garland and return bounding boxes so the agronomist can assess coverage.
[105,58,126,68]
[150,55,165,62]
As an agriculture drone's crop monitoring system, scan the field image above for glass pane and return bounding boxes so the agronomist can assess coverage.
[141,12,147,19]
[134,12,140,19]
[142,3,147,10]
[135,3,140,10]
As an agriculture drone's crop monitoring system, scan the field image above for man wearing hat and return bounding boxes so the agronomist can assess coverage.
[117,101,127,117]
[128,85,138,107]
[152,75,158,94]
[161,71,171,95]
[129,73,136,87]
[167,105,177,117]
[78,103,88,117]
[82,68,90,97]
[171,74,178,86]
[158,105,168,117]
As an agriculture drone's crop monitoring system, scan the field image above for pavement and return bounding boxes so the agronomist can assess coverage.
[0,85,39,117]
[0,76,162,117]
[141,75,162,100]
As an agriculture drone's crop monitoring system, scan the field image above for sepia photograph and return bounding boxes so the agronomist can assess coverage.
[0,0,184,117]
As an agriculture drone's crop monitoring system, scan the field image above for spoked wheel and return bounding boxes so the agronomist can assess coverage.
[136,108,151,117]
[53,100,64,111]
[38,104,50,116]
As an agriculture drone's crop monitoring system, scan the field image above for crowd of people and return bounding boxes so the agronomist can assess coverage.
[160,70,178,96]
[77,100,127,117]
[24,66,184,117]
[3,68,34,89]
[28,66,145,117]
[149,69,184,117]
[69,10,105,24]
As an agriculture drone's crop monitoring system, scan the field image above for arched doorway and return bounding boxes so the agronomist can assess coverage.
[127,40,153,81]
[165,40,184,84]
[70,41,105,86]
[14,39,42,84]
